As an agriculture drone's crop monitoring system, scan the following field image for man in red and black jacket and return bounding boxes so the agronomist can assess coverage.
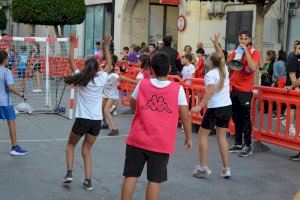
[228,31,261,157]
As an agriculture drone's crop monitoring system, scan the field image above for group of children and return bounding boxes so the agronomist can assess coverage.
[59,32,233,200]
[0,32,232,199]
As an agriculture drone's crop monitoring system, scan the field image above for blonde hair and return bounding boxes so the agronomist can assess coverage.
[210,52,226,92]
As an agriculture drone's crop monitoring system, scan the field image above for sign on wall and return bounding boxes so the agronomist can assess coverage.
[160,0,180,5]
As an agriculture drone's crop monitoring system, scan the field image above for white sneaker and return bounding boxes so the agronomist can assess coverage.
[193,165,211,178]
[281,119,286,127]
[221,167,231,179]
[109,105,116,112]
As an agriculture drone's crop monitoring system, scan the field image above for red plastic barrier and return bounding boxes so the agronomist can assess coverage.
[252,86,300,151]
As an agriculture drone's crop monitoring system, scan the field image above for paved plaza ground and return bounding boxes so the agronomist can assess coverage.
[0,106,299,200]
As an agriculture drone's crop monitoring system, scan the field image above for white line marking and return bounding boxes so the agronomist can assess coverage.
[0,135,128,143]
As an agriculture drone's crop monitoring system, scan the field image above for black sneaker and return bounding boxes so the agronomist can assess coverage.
[81,179,93,191]
[101,124,109,129]
[63,172,73,183]
[272,113,277,119]
[228,145,243,153]
[290,153,300,161]
[239,146,253,157]
[108,129,119,136]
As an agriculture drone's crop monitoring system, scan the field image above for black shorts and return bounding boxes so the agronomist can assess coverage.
[123,145,169,183]
[201,105,232,130]
[72,118,102,136]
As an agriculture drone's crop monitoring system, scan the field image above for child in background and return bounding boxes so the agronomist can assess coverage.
[195,48,205,79]
[30,43,42,93]
[140,47,149,55]
[17,46,28,93]
[121,47,129,61]
[149,43,156,59]
[121,52,192,200]
[62,33,112,191]
[181,54,195,81]
[0,50,28,156]
[119,54,152,84]
[101,55,120,136]
[128,46,141,63]
[8,46,15,71]
[92,41,103,60]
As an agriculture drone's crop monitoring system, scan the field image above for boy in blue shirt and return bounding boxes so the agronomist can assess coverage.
[0,50,28,155]
[17,46,28,92]
[92,41,103,60]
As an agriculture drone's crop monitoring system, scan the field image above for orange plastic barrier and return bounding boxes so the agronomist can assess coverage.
[252,86,300,151]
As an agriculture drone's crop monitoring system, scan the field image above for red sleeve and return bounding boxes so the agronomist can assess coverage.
[176,53,181,60]
[251,50,261,64]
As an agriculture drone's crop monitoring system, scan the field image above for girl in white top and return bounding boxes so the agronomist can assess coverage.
[191,33,232,179]
[102,55,120,136]
[62,33,112,191]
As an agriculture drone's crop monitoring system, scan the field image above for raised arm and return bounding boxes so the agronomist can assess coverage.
[210,33,224,57]
[102,35,113,74]
[68,33,78,73]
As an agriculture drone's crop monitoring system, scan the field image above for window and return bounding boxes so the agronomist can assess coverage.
[84,4,112,56]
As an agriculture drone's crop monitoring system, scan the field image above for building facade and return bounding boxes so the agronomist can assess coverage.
[1,0,300,58]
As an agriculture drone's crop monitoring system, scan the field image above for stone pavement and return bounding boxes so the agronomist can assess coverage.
[0,109,299,200]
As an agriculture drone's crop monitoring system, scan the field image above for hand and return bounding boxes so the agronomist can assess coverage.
[69,33,77,44]
[210,33,221,44]
[284,86,292,93]
[102,35,112,46]
[21,94,27,101]
[190,105,202,113]
[185,138,192,149]
[240,44,247,51]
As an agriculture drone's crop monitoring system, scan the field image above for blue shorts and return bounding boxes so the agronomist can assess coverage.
[0,106,16,120]
[17,69,26,78]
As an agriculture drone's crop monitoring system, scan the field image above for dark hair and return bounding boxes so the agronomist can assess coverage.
[267,50,276,62]
[141,47,149,54]
[151,53,170,77]
[134,46,141,52]
[196,48,205,55]
[183,54,193,62]
[123,46,129,51]
[163,36,173,47]
[111,55,118,67]
[1,33,7,36]
[222,50,228,63]
[239,30,251,38]
[138,54,150,69]
[210,52,226,92]
[0,50,8,65]
[140,42,146,47]
[184,45,192,51]
[95,41,101,46]
[20,46,27,51]
[64,57,99,87]
[296,41,300,46]
[149,43,156,48]
[277,50,287,62]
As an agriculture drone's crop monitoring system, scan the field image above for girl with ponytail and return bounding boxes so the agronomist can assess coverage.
[63,33,112,191]
[191,33,232,179]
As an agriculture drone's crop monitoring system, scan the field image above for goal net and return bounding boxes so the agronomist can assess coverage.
[0,36,77,119]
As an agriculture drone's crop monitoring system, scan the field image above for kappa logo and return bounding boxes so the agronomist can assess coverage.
[141,95,172,113]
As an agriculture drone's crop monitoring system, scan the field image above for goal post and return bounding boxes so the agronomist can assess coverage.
[0,35,76,119]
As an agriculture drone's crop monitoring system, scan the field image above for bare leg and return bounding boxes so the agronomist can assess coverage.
[81,134,97,179]
[198,127,211,167]
[35,71,41,89]
[121,177,138,200]
[146,181,161,200]
[66,132,82,170]
[216,127,229,168]
[7,120,17,147]
[102,98,108,125]
[104,99,117,130]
